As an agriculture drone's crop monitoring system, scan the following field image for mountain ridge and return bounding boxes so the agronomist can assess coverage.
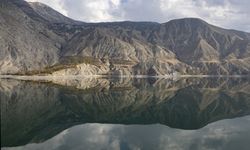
[0,0,249,75]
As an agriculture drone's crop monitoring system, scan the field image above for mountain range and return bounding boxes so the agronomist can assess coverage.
[1,0,250,76]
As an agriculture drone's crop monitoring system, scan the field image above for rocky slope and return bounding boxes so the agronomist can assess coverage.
[28,2,82,24]
[0,0,64,74]
[0,0,250,75]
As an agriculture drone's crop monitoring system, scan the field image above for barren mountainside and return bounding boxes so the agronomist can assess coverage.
[0,0,250,75]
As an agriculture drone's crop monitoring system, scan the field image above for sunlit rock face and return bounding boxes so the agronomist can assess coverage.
[1,0,250,75]
[1,77,250,147]
[0,0,64,74]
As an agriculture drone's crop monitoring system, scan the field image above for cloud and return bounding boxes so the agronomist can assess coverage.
[62,0,122,22]
[25,0,250,32]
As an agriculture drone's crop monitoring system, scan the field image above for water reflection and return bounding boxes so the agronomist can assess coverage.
[2,116,250,150]
[1,77,250,149]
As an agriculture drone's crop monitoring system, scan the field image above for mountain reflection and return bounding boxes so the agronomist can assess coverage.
[1,77,250,147]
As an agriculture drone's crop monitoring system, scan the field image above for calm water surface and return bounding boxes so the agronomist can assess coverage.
[1,77,250,150]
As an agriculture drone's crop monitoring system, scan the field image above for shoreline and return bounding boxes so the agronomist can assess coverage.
[0,74,249,81]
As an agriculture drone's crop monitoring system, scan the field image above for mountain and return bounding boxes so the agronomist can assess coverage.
[1,77,250,147]
[0,0,250,75]
[0,0,63,73]
[28,2,82,24]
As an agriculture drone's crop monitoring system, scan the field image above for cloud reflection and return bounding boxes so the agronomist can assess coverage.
[3,116,250,150]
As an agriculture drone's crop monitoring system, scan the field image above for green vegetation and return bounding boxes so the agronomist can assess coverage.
[14,56,101,75]
[110,59,135,65]
[13,64,76,75]
[13,56,135,75]
[60,56,101,65]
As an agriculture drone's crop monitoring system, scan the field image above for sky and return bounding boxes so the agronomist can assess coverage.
[26,0,250,32]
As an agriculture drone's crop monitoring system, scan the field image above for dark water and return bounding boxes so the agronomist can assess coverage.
[1,77,250,150]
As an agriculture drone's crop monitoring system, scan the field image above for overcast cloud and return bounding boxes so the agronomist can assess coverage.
[26,0,250,32]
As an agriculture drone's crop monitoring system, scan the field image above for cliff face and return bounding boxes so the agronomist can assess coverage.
[0,0,250,75]
[0,0,64,74]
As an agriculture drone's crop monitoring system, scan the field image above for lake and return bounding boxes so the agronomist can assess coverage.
[1,77,250,150]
